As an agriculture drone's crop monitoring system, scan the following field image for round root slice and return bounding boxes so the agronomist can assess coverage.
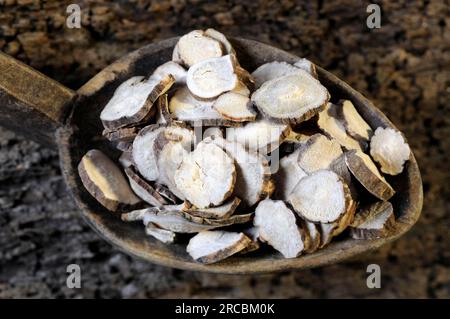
[254,199,305,258]
[297,133,343,174]
[345,150,395,200]
[225,119,291,153]
[302,220,321,253]
[251,61,302,89]
[124,167,168,207]
[273,149,307,201]
[181,212,253,227]
[370,127,411,175]
[153,61,187,85]
[338,100,373,142]
[251,71,329,124]
[207,137,273,207]
[350,201,395,239]
[185,197,241,219]
[288,170,352,223]
[103,127,139,143]
[176,30,223,67]
[204,28,235,55]
[186,55,238,99]
[318,102,363,151]
[78,150,141,212]
[213,92,256,122]
[100,75,174,130]
[187,231,252,264]
[174,141,236,208]
[155,94,172,124]
[145,223,176,244]
[293,58,318,78]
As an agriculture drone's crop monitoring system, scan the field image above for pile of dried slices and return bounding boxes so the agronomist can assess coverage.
[78,29,411,264]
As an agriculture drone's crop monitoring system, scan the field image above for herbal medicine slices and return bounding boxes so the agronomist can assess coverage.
[78,28,410,264]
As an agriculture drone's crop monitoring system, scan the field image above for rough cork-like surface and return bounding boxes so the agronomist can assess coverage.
[0,1,448,298]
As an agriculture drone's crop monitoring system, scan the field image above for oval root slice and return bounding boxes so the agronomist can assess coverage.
[213,92,256,122]
[176,30,223,67]
[350,201,395,239]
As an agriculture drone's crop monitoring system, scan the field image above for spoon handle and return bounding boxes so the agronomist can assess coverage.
[0,52,76,149]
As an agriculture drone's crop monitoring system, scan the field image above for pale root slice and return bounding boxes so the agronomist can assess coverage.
[288,170,352,223]
[318,102,363,151]
[319,222,336,248]
[302,220,321,253]
[231,80,251,97]
[169,87,235,126]
[254,199,305,258]
[184,197,241,219]
[297,133,343,174]
[187,231,251,264]
[103,126,139,143]
[186,55,238,99]
[370,127,411,175]
[78,150,141,212]
[239,226,260,254]
[145,223,176,244]
[204,28,235,55]
[124,167,168,207]
[100,75,174,130]
[176,30,223,67]
[174,141,236,208]
[225,119,291,153]
[207,137,273,207]
[350,201,395,239]
[273,149,307,201]
[155,94,172,124]
[118,151,133,168]
[293,58,318,78]
[345,150,395,200]
[251,71,329,124]
[338,100,373,142]
[153,61,187,84]
[251,61,302,89]
[213,92,256,122]
[180,211,253,227]
[318,201,357,248]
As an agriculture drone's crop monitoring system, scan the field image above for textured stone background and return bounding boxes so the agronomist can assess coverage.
[0,0,449,298]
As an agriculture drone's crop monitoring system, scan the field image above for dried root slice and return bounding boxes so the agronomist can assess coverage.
[187,231,251,264]
[297,133,343,174]
[254,199,305,258]
[103,127,139,143]
[213,92,256,122]
[100,75,174,130]
[302,220,321,253]
[145,223,176,244]
[175,30,223,67]
[288,170,352,223]
[350,201,395,239]
[273,149,307,201]
[251,71,329,124]
[181,212,253,227]
[124,167,168,207]
[204,28,235,55]
[186,55,238,99]
[155,94,172,124]
[153,61,187,84]
[338,100,372,142]
[345,150,395,200]
[118,151,133,168]
[207,137,273,207]
[317,102,363,151]
[240,226,261,254]
[251,61,302,89]
[174,141,236,208]
[293,58,318,78]
[370,127,410,175]
[184,197,241,219]
[225,119,291,153]
[154,182,178,204]
[318,222,336,248]
[78,150,141,212]
[231,80,251,97]
[235,65,255,91]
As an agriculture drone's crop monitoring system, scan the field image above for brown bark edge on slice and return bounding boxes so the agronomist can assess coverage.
[180,211,253,227]
[345,150,395,200]
[78,149,141,212]
[154,182,179,205]
[124,166,169,207]
[239,226,261,254]
[337,99,373,143]
[350,201,395,239]
[301,220,321,253]
[187,231,252,264]
[213,92,256,122]
[155,94,173,124]
[103,126,139,142]
[184,197,241,219]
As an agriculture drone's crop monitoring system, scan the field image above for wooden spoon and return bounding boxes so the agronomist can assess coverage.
[0,37,423,274]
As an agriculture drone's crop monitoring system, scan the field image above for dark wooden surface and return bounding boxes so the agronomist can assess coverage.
[0,0,448,298]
